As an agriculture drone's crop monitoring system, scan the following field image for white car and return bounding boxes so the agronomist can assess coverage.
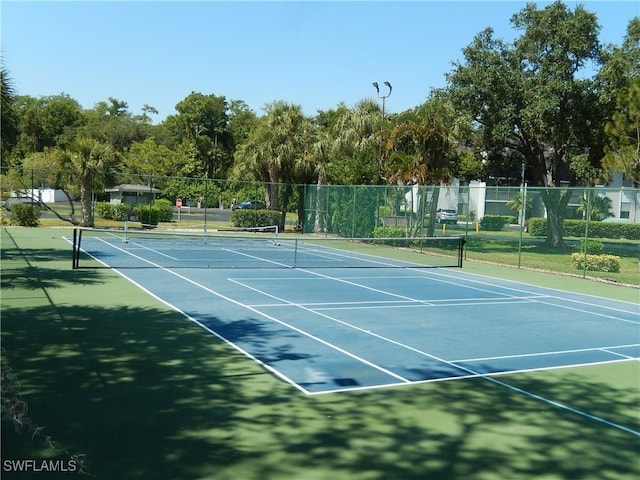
[436,209,458,224]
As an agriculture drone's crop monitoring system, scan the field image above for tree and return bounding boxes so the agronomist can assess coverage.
[233,101,312,211]
[602,77,640,186]
[383,95,468,235]
[1,62,19,165]
[577,191,612,221]
[124,137,181,178]
[13,94,84,156]
[447,1,604,247]
[59,138,115,226]
[79,98,147,154]
[164,92,232,178]
[331,99,384,185]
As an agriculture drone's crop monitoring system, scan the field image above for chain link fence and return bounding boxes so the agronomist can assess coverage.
[2,168,638,284]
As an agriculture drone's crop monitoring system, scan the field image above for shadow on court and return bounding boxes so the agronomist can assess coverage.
[2,227,639,479]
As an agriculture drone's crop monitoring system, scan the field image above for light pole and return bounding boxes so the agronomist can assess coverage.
[372,81,392,119]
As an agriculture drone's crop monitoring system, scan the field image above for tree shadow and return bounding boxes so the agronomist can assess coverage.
[3,298,638,479]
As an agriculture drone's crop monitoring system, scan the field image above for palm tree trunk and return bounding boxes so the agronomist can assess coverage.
[79,174,94,227]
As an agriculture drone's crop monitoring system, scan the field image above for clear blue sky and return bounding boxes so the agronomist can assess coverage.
[2,1,638,123]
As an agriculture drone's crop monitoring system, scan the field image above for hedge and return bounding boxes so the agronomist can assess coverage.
[96,202,131,221]
[372,226,407,246]
[133,204,160,227]
[479,215,510,231]
[529,218,640,240]
[231,209,283,229]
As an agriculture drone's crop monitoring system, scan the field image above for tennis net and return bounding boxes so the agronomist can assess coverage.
[71,227,465,270]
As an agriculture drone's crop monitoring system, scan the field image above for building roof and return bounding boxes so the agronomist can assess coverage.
[105,183,161,194]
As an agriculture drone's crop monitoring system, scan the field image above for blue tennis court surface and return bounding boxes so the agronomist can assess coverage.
[73,232,640,395]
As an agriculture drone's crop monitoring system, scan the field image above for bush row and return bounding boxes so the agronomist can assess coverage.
[96,200,174,225]
[528,218,640,240]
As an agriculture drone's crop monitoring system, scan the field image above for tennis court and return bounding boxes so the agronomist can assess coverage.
[3,226,639,479]
[72,228,639,409]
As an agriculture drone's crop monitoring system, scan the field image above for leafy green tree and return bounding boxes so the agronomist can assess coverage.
[165,92,232,178]
[602,77,640,186]
[79,98,147,154]
[447,1,604,247]
[124,137,181,178]
[227,100,258,150]
[13,94,85,156]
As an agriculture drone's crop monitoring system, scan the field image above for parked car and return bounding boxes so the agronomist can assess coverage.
[232,200,266,211]
[435,208,458,224]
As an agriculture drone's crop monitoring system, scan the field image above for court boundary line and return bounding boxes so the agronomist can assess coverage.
[419,268,640,310]
[452,342,640,363]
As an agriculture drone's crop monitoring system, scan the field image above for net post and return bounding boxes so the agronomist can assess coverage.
[72,228,83,269]
[72,228,78,269]
[124,220,129,243]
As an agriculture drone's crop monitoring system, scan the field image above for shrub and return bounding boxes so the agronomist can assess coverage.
[571,253,621,272]
[373,226,406,238]
[373,226,406,245]
[113,203,131,221]
[528,217,546,236]
[578,239,604,255]
[10,203,40,227]
[96,202,114,219]
[231,209,283,228]
[97,202,131,221]
[133,204,159,228]
[479,215,508,231]
[154,199,174,222]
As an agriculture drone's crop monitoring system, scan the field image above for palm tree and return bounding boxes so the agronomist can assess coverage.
[1,62,18,164]
[383,97,467,235]
[506,191,534,224]
[577,191,613,221]
[60,138,115,226]
[337,99,385,183]
[234,101,311,210]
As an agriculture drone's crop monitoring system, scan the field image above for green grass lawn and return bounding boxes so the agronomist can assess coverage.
[464,235,639,286]
[1,227,639,479]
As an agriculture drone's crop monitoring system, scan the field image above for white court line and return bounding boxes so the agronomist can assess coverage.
[418,268,640,312]
[127,240,180,261]
[246,296,541,309]
[452,343,640,363]
[600,348,639,360]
